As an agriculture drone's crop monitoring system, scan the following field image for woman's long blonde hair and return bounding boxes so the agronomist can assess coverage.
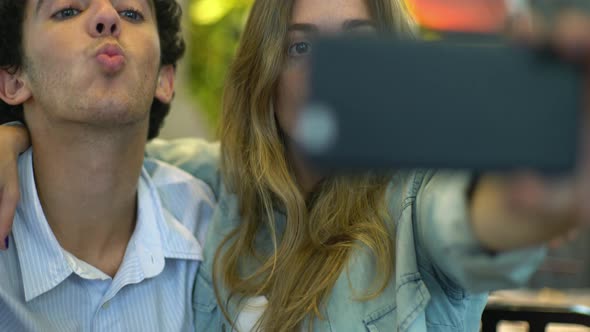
[217,0,416,330]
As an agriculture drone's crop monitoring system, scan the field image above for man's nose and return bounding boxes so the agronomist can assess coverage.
[88,2,121,38]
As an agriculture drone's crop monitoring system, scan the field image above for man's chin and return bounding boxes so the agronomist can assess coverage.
[66,101,149,129]
[82,109,148,126]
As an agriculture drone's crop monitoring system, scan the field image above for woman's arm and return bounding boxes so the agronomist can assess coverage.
[416,171,548,293]
[0,124,30,249]
[470,175,580,252]
[469,10,590,251]
[417,9,590,292]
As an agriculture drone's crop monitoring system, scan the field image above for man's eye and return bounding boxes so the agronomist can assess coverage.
[288,42,312,57]
[119,9,144,22]
[52,7,81,20]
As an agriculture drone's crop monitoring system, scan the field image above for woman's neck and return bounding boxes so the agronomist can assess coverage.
[286,142,323,198]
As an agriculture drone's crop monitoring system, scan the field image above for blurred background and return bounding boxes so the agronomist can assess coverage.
[159,0,512,140]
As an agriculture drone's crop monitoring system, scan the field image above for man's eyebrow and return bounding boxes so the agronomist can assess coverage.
[288,23,319,33]
[35,0,155,16]
[343,19,377,31]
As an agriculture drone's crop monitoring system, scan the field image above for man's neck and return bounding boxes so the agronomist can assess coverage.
[29,123,147,277]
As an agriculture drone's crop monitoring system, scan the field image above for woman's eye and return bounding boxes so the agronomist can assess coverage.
[288,42,312,57]
[52,7,81,20]
[119,9,144,22]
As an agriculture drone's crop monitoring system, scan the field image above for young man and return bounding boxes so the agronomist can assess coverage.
[0,1,214,331]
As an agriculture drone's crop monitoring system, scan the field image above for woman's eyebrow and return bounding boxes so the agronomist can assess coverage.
[343,19,377,31]
[289,23,319,33]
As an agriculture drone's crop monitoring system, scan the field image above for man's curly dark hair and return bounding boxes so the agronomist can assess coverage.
[0,0,186,140]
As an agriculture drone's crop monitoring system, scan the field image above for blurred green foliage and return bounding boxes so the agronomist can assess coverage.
[186,0,252,128]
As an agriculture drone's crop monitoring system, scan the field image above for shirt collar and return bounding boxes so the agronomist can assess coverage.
[127,168,203,280]
[13,149,72,302]
[12,149,202,302]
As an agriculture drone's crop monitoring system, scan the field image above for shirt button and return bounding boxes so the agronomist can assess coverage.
[102,301,111,310]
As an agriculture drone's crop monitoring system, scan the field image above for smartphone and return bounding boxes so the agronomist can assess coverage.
[296,36,582,173]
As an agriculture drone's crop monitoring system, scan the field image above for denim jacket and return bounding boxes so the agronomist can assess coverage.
[147,138,547,332]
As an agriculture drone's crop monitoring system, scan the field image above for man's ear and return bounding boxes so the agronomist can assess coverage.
[0,68,31,106]
[154,65,175,104]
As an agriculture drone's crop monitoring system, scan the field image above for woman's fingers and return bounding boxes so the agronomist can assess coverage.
[550,10,590,61]
[508,6,590,60]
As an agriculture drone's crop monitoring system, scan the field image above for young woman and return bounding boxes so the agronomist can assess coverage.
[148,1,587,331]
[1,0,589,331]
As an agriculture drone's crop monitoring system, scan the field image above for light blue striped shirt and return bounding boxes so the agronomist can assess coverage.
[0,149,215,332]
